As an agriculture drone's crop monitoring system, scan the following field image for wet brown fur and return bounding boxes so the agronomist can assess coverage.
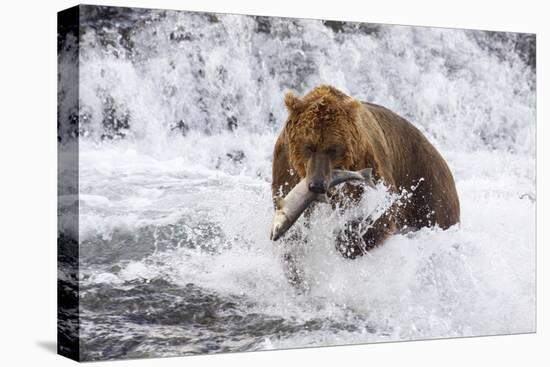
[272,85,460,258]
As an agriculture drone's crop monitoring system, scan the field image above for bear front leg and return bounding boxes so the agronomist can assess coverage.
[335,213,396,259]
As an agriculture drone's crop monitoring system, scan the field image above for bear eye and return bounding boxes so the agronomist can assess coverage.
[304,144,315,154]
[325,146,338,157]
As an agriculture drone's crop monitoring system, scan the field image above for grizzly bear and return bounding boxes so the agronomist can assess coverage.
[271,85,460,259]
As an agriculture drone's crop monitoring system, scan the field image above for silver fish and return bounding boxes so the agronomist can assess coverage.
[270,168,374,241]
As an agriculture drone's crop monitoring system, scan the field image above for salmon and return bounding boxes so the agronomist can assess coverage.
[270,168,374,241]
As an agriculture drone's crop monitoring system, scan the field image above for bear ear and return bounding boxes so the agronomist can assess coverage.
[346,98,361,112]
[284,91,306,114]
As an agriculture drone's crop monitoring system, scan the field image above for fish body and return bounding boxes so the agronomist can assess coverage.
[330,168,374,187]
[270,168,373,241]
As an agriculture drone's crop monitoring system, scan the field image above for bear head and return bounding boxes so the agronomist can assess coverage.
[283,85,364,194]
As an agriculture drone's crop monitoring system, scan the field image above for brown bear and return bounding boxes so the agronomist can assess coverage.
[271,85,460,259]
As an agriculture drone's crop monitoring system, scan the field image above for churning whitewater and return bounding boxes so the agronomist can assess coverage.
[58,6,535,361]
